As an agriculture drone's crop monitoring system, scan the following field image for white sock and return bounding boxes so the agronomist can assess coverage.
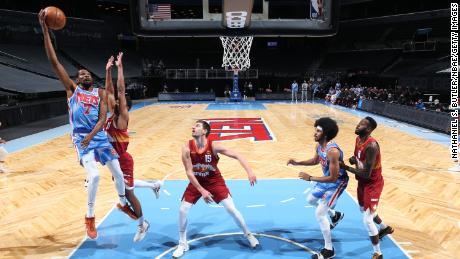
[316,202,333,250]
[138,215,144,225]
[81,152,100,218]
[328,209,336,217]
[379,221,388,229]
[134,179,163,189]
[372,243,381,254]
[106,159,127,206]
[221,197,251,235]
[178,201,193,244]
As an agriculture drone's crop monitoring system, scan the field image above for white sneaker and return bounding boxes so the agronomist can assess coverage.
[133,219,150,242]
[152,180,163,199]
[172,242,189,258]
[246,233,259,248]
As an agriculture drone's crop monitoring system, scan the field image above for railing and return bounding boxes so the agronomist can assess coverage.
[360,99,451,133]
[166,69,258,79]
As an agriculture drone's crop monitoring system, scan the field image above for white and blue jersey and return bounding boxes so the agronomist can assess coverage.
[68,85,118,165]
[310,142,349,207]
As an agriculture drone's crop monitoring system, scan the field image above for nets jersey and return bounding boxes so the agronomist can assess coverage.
[68,85,117,164]
[68,86,102,133]
[189,139,223,183]
[354,136,383,184]
[105,115,129,155]
[316,142,349,188]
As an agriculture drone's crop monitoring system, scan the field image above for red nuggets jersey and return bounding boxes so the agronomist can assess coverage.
[354,136,383,184]
[354,136,384,211]
[182,139,230,204]
[104,115,134,188]
[189,139,222,182]
[105,115,129,155]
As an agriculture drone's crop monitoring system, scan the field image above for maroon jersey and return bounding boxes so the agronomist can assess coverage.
[104,115,130,155]
[354,136,383,184]
[189,139,223,183]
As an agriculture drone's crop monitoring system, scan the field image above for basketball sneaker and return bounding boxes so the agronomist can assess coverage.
[330,211,344,230]
[117,203,138,220]
[152,180,163,199]
[311,248,335,259]
[246,233,259,248]
[172,242,189,258]
[85,216,97,239]
[133,219,150,242]
[372,252,383,259]
[378,226,394,240]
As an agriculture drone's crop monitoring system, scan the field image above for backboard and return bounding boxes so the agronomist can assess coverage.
[129,0,339,37]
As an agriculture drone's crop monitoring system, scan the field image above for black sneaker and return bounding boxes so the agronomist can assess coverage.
[329,211,344,230]
[378,226,394,240]
[311,248,335,259]
[372,252,383,259]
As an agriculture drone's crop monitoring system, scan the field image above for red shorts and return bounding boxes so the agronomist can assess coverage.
[182,177,230,204]
[118,152,134,189]
[357,179,384,212]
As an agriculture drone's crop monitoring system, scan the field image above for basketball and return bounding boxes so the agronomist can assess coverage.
[44,6,66,30]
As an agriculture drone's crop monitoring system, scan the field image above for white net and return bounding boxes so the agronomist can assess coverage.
[220,36,253,72]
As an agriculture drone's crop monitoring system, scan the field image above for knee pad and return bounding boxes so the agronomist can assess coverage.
[315,202,329,220]
[179,201,192,215]
[306,194,318,206]
[82,153,100,183]
[363,209,378,236]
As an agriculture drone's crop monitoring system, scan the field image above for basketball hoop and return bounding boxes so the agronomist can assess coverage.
[219,36,253,102]
[220,36,253,73]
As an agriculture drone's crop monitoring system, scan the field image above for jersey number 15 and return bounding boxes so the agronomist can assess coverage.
[205,154,212,163]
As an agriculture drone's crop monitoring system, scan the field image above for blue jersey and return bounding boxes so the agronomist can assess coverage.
[68,86,101,132]
[68,85,117,165]
[316,142,348,188]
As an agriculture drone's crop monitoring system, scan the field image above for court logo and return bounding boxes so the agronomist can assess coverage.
[204,118,275,142]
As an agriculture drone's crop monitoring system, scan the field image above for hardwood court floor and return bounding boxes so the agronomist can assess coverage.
[0,102,458,258]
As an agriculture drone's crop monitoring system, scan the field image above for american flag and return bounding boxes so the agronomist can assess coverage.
[149,4,171,20]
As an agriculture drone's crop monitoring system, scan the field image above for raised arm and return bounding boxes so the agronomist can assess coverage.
[212,142,257,186]
[341,142,379,179]
[115,52,129,129]
[181,144,213,203]
[105,56,115,113]
[38,9,75,98]
[287,144,320,166]
[80,89,108,148]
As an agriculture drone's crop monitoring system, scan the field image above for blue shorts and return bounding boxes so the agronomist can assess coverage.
[72,130,118,165]
[311,180,348,208]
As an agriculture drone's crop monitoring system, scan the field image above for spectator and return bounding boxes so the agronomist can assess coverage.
[301,80,308,102]
[415,99,426,110]
[291,80,298,102]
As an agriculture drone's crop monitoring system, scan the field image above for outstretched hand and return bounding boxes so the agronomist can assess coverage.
[115,52,123,67]
[38,9,48,32]
[248,172,257,186]
[287,159,298,166]
[106,56,114,71]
